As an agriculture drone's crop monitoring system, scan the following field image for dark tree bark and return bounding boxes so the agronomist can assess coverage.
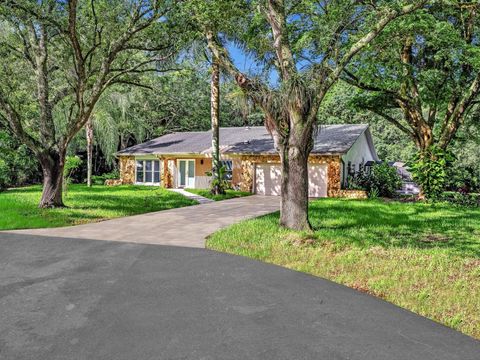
[38,150,66,208]
[278,126,313,229]
[210,60,224,195]
[86,117,94,187]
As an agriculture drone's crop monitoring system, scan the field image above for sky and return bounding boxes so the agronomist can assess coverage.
[226,42,279,86]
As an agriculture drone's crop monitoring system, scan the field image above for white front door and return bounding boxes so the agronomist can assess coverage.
[178,160,195,188]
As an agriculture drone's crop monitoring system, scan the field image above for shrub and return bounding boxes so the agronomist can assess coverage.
[206,165,231,193]
[91,169,120,185]
[0,130,40,188]
[0,159,10,191]
[63,156,82,196]
[445,165,480,194]
[350,163,402,198]
[440,192,480,207]
[408,145,454,200]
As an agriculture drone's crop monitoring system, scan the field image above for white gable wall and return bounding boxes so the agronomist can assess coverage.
[341,131,377,185]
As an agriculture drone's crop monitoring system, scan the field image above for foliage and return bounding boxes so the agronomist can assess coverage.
[440,192,480,208]
[0,0,178,206]
[207,199,480,339]
[320,82,416,162]
[63,156,82,196]
[71,67,262,167]
[0,130,40,188]
[0,184,197,230]
[446,121,480,193]
[345,2,480,157]
[446,166,480,194]
[348,163,402,198]
[91,170,120,186]
[0,159,9,191]
[192,0,427,229]
[206,165,231,193]
[409,146,455,200]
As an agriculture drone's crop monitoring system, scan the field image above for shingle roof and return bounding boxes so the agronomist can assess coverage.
[117,124,370,156]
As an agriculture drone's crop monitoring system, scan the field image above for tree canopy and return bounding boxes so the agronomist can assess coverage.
[0,0,178,206]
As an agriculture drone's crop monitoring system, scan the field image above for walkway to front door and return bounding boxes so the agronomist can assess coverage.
[168,188,214,204]
[2,195,280,248]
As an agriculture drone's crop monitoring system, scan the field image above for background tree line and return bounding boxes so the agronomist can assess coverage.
[0,0,479,230]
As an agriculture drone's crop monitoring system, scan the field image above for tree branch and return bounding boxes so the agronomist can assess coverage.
[439,72,480,147]
[264,0,296,80]
[324,1,428,91]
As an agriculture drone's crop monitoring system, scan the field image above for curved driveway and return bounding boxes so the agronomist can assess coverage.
[2,195,280,248]
[0,234,478,360]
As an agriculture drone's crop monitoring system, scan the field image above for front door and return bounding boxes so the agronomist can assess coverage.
[178,159,195,188]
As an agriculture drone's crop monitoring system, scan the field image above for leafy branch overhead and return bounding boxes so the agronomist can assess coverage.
[344,1,480,152]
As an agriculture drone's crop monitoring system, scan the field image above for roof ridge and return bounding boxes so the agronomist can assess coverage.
[117,124,371,156]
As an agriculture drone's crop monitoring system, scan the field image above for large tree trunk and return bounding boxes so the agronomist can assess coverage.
[38,151,65,208]
[86,117,94,187]
[278,124,313,231]
[415,133,434,201]
[119,134,129,150]
[210,60,224,195]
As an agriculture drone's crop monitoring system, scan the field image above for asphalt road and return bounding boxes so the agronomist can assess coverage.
[0,233,478,360]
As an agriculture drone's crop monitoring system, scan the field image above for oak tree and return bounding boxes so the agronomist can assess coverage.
[344,2,480,196]
[0,0,176,207]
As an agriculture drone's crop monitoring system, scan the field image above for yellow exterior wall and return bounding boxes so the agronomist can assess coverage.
[118,153,363,198]
[232,158,242,188]
[195,157,212,177]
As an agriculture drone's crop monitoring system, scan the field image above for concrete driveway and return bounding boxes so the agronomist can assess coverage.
[2,195,280,248]
[0,234,478,360]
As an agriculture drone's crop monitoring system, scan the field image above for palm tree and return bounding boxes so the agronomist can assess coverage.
[85,116,94,187]
[210,58,225,195]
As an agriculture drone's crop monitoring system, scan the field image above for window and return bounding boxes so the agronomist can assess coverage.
[136,161,144,182]
[136,159,161,184]
[221,160,233,180]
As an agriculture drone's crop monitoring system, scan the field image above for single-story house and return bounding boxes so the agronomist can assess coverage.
[116,124,379,198]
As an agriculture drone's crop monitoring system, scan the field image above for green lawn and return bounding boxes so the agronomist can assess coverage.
[185,188,251,201]
[0,184,197,230]
[207,199,480,339]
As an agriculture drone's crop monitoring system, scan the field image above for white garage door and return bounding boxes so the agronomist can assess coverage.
[255,163,328,197]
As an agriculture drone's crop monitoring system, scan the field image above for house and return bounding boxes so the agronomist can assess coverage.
[116,124,379,198]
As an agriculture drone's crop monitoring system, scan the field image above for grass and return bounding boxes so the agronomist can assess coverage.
[185,188,251,201]
[0,184,197,230]
[207,198,480,339]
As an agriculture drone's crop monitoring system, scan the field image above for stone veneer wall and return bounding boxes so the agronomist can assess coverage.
[161,158,173,188]
[234,154,343,196]
[119,156,135,184]
[335,190,368,199]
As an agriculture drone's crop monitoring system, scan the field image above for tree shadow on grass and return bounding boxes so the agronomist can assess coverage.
[307,199,480,258]
[64,193,196,214]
